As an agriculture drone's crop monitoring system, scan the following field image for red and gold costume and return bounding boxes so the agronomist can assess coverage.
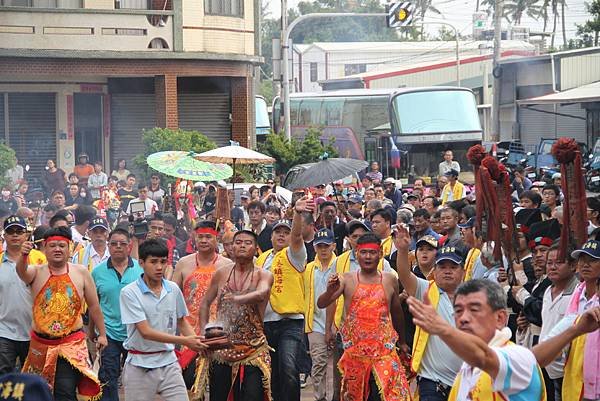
[177,253,220,373]
[339,272,409,401]
[23,264,101,399]
[192,268,271,401]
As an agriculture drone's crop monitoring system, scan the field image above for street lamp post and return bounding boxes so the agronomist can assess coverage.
[418,21,461,86]
[281,13,386,140]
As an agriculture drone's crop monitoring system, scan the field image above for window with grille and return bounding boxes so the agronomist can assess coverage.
[310,63,318,82]
[344,64,366,76]
[204,0,243,17]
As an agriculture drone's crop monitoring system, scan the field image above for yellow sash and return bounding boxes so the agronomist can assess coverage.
[448,342,547,401]
[333,250,383,328]
[1,249,47,266]
[562,318,585,401]
[303,257,335,333]
[381,236,393,257]
[441,182,465,205]
[463,248,481,282]
[256,247,305,315]
[411,281,440,373]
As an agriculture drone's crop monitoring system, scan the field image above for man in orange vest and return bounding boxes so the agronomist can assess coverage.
[407,279,546,401]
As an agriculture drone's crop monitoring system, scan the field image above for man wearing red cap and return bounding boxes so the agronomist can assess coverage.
[16,226,107,401]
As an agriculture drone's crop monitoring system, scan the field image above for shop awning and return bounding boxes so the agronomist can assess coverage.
[517,81,600,105]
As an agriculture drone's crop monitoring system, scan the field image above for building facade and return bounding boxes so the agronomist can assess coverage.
[496,47,600,150]
[0,0,260,179]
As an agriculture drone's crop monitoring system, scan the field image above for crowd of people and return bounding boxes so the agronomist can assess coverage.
[0,149,599,401]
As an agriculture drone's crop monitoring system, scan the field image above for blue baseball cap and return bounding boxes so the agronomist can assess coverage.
[347,194,363,204]
[89,217,109,231]
[0,373,53,401]
[571,240,600,259]
[3,215,27,230]
[314,228,335,245]
[436,245,465,265]
[458,217,475,229]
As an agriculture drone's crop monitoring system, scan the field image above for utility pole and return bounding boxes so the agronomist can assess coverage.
[491,0,503,142]
[279,0,287,108]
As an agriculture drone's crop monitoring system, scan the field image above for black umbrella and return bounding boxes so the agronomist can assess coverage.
[285,155,369,189]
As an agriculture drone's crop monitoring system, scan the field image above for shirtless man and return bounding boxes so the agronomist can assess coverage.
[16,226,107,401]
[198,230,274,401]
[171,220,234,389]
[318,233,409,401]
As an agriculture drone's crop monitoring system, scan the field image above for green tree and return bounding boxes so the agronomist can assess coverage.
[576,0,600,46]
[503,0,542,24]
[258,127,338,175]
[133,128,216,182]
[0,141,16,189]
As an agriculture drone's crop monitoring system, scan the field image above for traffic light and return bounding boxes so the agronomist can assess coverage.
[386,1,415,28]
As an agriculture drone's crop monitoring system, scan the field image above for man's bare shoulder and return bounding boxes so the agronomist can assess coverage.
[257,268,273,280]
[70,263,90,275]
[213,264,233,279]
[178,253,196,265]
[216,254,234,268]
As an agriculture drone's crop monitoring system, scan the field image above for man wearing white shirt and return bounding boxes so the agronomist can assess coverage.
[438,150,461,177]
[408,279,545,401]
[538,243,579,400]
[126,184,158,218]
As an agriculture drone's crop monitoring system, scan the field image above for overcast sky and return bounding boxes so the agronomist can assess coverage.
[265,0,591,47]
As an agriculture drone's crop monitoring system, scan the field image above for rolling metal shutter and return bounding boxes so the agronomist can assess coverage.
[178,93,231,146]
[110,94,155,174]
[519,104,587,151]
[7,93,56,181]
[556,104,587,145]
[518,105,555,152]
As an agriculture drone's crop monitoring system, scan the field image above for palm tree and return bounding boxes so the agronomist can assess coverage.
[504,0,542,24]
[414,0,442,39]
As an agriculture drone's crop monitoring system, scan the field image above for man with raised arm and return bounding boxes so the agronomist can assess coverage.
[17,226,107,401]
[407,279,546,401]
[394,224,463,401]
[254,196,314,401]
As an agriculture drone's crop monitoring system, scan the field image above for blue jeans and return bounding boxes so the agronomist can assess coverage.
[98,337,127,401]
[264,319,304,401]
[417,377,450,401]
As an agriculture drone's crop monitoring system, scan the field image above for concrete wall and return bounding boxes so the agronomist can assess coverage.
[0,9,174,51]
[181,0,255,55]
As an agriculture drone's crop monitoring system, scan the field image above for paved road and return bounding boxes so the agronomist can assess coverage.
[115,357,336,400]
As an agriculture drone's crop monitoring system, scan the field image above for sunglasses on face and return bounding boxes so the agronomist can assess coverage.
[5,228,26,235]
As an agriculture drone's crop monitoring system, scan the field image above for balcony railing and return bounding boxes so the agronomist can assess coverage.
[0,7,174,51]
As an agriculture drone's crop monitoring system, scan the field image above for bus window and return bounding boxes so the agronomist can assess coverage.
[322,98,343,126]
[392,90,481,134]
[298,98,322,126]
[255,96,270,136]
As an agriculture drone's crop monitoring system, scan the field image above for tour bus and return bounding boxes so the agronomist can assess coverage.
[272,87,483,178]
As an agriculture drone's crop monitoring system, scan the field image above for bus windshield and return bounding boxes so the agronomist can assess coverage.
[391,89,481,134]
[255,96,270,136]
